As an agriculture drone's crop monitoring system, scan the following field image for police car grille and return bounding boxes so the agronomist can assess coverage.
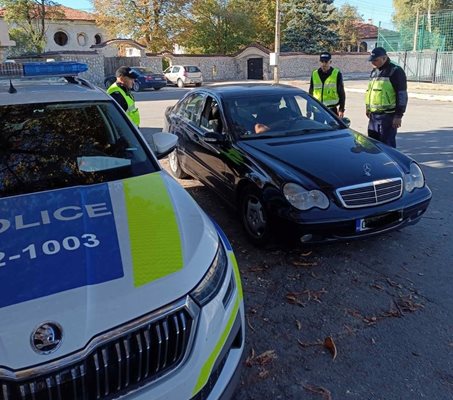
[337,178,403,208]
[0,308,193,400]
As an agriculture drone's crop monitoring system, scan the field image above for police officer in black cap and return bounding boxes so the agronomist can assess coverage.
[107,66,141,126]
[365,47,408,148]
[309,51,346,117]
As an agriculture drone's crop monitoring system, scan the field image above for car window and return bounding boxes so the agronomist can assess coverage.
[200,96,223,134]
[185,66,201,73]
[133,67,154,74]
[173,66,180,73]
[0,101,156,198]
[224,92,342,139]
[179,94,204,124]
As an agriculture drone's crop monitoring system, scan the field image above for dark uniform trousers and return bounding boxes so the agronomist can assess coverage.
[368,113,397,148]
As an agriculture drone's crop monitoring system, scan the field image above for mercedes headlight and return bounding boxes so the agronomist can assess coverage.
[283,183,329,210]
[190,241,228,307]
[404,163,425,192]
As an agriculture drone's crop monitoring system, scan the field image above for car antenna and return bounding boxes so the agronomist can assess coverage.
[8,79,17,94]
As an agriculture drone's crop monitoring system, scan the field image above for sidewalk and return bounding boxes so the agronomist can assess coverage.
[282,78,453,102]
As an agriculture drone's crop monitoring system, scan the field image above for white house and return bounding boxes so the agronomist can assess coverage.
[0,5,109,54]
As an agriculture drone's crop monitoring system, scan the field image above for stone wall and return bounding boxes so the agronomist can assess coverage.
[57,53,104,86]
[162,55,239,81]
[279,53,371,79]
[6,48,373,86]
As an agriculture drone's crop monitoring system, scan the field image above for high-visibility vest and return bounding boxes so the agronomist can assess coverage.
[107,83,140,126]
[365,63,398,113]
[311,68,340,107]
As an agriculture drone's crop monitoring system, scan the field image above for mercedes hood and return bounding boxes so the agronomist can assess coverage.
[239,130,405,188]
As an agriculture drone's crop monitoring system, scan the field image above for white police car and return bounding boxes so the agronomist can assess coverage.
[0,62,245,400]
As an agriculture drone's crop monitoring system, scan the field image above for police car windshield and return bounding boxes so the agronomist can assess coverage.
[0,101,156,198]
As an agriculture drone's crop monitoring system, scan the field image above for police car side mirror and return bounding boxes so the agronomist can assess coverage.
[151,132,178,159]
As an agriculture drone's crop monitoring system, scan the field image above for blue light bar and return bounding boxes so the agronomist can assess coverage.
[0,61,88,78]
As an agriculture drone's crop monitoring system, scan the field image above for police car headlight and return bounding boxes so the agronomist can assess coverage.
[404,163,425,192]
[283,183,329,210]
[190,242,227,307]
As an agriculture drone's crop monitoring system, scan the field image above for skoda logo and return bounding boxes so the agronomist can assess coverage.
[363,163,372,177]
[31,322,63,354]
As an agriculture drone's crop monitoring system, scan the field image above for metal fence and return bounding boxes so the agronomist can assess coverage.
[389,50,453,84]
[378,9,453,52]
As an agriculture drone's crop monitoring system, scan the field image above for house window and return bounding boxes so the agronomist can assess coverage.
[94,34,102,45]
[77,33,87,46]
[54,31,68,46]
[359,42,368,52]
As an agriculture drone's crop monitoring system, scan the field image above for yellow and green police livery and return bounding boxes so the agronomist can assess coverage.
[0,62,245,400]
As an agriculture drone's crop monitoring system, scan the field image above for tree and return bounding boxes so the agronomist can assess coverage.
[393,0,453,25]
[281,0,339,53]
[0,0,63,54]
[334,4,363,52]
[393,0,453,50]
[178,0,264,54]
[92,0,192,52]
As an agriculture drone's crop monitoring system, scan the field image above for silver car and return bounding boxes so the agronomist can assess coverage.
[164,65,203,88]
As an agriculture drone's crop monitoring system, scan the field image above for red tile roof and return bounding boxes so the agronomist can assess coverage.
[355,22,378,39]
[0,5,95,21]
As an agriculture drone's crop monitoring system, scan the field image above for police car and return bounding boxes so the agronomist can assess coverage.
[0,62,245,400]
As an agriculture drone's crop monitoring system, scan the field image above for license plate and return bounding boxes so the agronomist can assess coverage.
[356,211,403,232]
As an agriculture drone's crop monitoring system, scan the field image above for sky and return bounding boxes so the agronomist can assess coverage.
[56,0,395,29]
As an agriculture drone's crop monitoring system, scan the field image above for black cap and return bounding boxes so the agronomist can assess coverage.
[320,52,331,61]
[368,47,387,61]
[115,66,139,79]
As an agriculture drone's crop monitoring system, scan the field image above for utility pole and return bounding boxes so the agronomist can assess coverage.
[273,0,281,84]
[413,7,420,51]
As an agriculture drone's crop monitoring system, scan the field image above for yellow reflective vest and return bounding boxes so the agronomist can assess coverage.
[311,68,340,107]
[365,63,398,113]
[107,83,140,126]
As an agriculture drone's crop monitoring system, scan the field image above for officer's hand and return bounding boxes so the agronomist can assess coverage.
[366,110,370,118]
[393,116,402,128]
[338,111,344,118]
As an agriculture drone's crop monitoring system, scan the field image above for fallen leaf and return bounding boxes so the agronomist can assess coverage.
[324,336,337,361]
[303,383,332,400]
[295,319,302,331]
[292,261,318,267]
[297,339,323,348]
[371,283,385,291]
[245,348,256,367]
[246,315,256,332]
[258,368,270,379]
[255,350,277,366]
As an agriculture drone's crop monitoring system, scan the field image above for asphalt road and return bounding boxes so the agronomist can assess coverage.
[135,84,453,400]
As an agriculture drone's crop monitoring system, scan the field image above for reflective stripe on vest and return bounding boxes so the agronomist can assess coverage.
[365,73,397,113]
[312,68,340,107]
[107,83,141,126]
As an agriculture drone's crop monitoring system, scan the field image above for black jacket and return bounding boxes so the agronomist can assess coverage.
[109,82,134,113]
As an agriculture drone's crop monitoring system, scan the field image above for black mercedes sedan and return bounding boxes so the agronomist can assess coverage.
[164,84,432,245]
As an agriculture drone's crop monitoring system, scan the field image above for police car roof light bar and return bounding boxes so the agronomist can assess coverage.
[0,61,88,78]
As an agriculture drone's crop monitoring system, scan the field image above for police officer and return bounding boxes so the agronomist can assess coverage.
[365,47,408,148]
[309,52,346,117]
[107,66,140,127]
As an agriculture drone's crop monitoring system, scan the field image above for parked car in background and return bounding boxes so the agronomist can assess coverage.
[164,84,432,246]
[164,65,203,88]
[104,66,167,91]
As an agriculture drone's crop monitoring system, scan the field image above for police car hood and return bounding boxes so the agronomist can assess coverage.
[0,172,218,369]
